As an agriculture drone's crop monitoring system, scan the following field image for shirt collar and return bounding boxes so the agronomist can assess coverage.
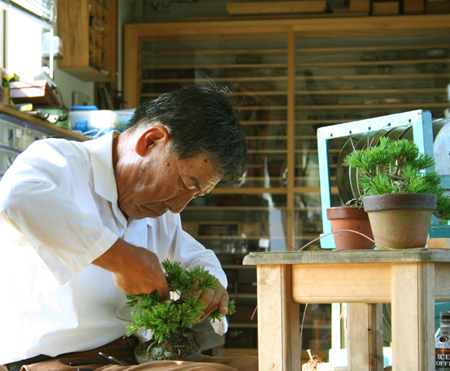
[84,131,118,201]
[83,131,153,230]
[83,131,128,226]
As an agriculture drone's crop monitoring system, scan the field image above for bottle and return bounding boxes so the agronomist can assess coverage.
[436,311,450,370]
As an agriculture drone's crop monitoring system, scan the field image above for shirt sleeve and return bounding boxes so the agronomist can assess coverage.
[0,140,119,284]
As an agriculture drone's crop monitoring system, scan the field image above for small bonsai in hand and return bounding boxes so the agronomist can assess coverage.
[125,260,235,362]
[343,136,450,220]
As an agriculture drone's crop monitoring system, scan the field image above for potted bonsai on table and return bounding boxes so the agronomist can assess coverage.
[343,136,450,249]
[125,260,235,363]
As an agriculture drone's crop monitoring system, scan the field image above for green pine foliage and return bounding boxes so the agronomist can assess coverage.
[125,260,236,344]
[343,137,450,220]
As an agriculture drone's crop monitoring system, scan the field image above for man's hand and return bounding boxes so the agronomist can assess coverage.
[193,280,229,319]
[93,238,170,301]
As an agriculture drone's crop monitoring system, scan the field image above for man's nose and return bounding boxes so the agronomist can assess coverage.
[165,192,195,213]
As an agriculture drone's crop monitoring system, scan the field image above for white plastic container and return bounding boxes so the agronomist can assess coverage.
[0,145,21,175]
[42,33,63,58]
[0,115,25,150]
[68,110,119,135]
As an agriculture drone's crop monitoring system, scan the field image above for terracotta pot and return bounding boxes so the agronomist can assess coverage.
[363,193,436,249]
[327,207,375,250]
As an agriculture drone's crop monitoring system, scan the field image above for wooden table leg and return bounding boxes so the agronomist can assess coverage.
[347,303,384,371]
[391,263,435,371]
[257,265,300,371]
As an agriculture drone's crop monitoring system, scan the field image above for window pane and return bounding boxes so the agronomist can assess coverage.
[5,8,43,80]
[11,0,54,22]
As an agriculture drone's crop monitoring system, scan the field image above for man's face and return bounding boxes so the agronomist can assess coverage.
[117,146,221,220]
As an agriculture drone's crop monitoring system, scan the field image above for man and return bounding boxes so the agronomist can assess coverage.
[0,84,256,370]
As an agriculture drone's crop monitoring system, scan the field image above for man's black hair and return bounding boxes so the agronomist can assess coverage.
[127,83,247,187]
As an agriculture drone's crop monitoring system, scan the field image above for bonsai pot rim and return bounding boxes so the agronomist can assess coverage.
[327,206,369,220]
[363,193,436,212]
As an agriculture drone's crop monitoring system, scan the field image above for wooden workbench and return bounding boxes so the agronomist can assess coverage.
[243,249,450,371]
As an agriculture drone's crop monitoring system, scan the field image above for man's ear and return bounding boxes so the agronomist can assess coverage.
[134,125,170,156]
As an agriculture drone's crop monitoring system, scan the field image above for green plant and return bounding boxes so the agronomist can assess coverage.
[343,136,450,220]
[125,260,235,360]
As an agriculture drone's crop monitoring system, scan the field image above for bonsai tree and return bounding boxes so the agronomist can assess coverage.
[343,136,450,220]
[125,259,235,362]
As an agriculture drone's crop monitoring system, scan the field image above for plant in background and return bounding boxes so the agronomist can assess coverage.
[343,136,450,220]
[125,260,235,362]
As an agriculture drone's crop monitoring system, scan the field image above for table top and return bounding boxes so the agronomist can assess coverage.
[243,248,450,265]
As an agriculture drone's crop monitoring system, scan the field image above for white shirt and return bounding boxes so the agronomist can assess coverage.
[0,132,227,364]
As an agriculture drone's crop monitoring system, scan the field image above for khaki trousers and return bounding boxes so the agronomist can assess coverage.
[10,337,258,371]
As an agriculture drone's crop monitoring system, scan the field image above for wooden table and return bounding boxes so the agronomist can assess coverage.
[243,249,450,371]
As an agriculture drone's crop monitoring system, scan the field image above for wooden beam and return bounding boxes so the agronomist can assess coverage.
[292,263,391,303]
[227,1,328,15]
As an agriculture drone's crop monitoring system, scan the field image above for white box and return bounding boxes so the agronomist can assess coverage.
[42,33,63,58]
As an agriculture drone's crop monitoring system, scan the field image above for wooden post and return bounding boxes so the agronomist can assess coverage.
[257,265,300,371]
[391,262,435,370]
[347,303,384,371]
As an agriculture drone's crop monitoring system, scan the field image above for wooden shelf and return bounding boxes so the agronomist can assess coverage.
[142,63,287,70]
[229,293,258,299]
[222,264,256,269]
[141,48,287,57]
[140,76,287,84]
[228,322,258,328]
[0,107,88,142]
[298,102,450,110]
[241,120,287,124]
[58,0,117,82]
[296,57,450,68]
[297,88,446,95]
[295,43,450,54]
[296,72,450,81]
